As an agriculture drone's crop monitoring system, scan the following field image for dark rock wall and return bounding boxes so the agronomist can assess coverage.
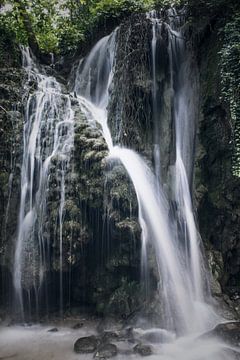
[69,106,143,316]
[195,24,240,307]
[0,29,23,308]
[108,14,153,153]
[108,14,174,184]
[0,30,144,317]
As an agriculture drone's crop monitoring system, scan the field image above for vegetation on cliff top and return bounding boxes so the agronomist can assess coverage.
[0,0,153,55]
[0,0,185,55]
[0,0,239,56]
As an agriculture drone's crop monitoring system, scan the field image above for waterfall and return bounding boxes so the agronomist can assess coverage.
[13,48,74,318]
[3,9,238,360]
[170,29,204,302]
[149,10,162,184]
[74,11,222,335]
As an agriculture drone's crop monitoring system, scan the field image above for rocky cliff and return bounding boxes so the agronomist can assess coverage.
[0,25,23,309]
[0,7,240,321]
[193,10,240,316]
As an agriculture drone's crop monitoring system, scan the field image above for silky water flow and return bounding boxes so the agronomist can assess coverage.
[6,10,239,360]
[73,10,239,360]
[13,48,75,319]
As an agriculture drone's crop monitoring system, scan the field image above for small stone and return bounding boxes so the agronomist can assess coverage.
[48,327,58,332]
[94,343,118,359]
[74,335,98,353]
[133,343,152,356]
[72,322,84,329]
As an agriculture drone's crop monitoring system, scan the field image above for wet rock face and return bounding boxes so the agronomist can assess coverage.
[0,35,24,306]
[206,250,224,295]
[206,322,240,347]
[108,14,153,152]
[8,94,143,315]
[195,27,240,300]
[0,43,144,317]
[70,108,143,315]
[107,14,175,183]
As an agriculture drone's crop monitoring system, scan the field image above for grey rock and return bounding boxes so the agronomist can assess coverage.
[74,335,99,353]
[94,343,118,359]
[133,343,152,356]
[101,327,134,342]
[207,322,240,346]
[72,322,84,329]
[47,327,58,332]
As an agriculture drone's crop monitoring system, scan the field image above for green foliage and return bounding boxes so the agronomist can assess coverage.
[1,0,70,53]
[0,9,21,66]
[0,4,27,45]
[1,1,58,51]
[0,0,184,55]
[90,0,153,20]
[28,0,59,53]
[5,0,236,56]
[154,0,182,8]
[107,277,140,316]
[219,14,240,177]
[54,19,84,55]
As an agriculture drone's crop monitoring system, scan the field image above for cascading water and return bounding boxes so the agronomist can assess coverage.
[150,8,210,328]
[169,13,205,303]
[74,11,220,335]
[70,9,240,360]
[13,48,74,318]
[0,7,238,360]
[149,11,162,185]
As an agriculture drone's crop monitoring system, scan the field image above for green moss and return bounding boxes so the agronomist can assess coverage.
[106,278,141,316]
[106,254,130,268]
[0,172,9,193]
[219,14,240,176]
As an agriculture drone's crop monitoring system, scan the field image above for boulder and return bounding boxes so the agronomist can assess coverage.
[74,335,99,353]
[101,327,134,342]
[208,322,240,346]
[133,343,152,356]
[94,343,118,359]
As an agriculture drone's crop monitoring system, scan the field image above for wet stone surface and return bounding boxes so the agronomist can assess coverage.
[208,322,240,346]
[133,343,153,356]
[74,335,99,353]
[94,343,118,359]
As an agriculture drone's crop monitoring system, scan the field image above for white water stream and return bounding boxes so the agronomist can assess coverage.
[13,48,74,318]
[74,14,219,335]
[71,9,236,360]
